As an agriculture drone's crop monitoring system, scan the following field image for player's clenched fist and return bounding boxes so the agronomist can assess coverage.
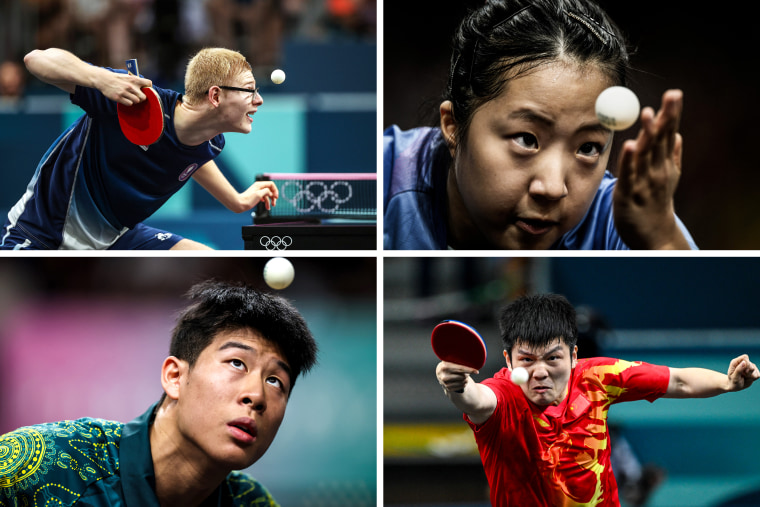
[436,361,478,393]
[727,354,759,391]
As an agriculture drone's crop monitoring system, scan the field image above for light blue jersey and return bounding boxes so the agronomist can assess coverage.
[383,125,698,250]
[1,67,225,250]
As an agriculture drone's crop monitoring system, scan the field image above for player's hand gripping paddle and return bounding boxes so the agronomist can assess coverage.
[117,59,164,146]
[431,320,487,392]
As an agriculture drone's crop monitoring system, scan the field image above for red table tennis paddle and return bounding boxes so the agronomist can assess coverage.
[117,59,164,146]
[431,320,487,392]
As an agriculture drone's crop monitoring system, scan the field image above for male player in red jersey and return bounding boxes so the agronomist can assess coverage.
[436,293,759,507]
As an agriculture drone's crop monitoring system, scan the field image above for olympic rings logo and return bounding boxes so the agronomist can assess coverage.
[259,236,293,250]
[281,181,353,213]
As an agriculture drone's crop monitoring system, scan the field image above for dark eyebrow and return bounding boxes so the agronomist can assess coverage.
[509,108,612,136]
[218,341,253,352]
[218,340,292,379]
[509,108,554,127]
[275,360,292,380]
[517,345,564,358]
[579,123,613,137]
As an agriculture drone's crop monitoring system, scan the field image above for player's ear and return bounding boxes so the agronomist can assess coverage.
[440,100,458,157]
[208,86,222,107]
[161,356,187,401]
[503,349,512,370]
[571,345,578,368]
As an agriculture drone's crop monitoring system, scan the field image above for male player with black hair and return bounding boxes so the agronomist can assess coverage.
[436,293,758,506]
[0,280,318,506]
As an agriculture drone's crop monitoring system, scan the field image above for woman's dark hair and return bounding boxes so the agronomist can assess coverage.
[499,293,578,359]
[446,0,630,145]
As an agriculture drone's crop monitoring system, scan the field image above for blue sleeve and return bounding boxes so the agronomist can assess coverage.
[71,66,125,118]
[383,126,396,210]
[382,125,445,250]
[556,172,698,250]
[675,215,698,250]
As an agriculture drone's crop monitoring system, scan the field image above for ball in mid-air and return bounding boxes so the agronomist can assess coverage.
[595,86,640,131]
[270,69,286,85]
[264,257,294,290]
[511,366,529,385]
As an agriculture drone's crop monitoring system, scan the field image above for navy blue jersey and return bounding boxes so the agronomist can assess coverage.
[2,67,224,249]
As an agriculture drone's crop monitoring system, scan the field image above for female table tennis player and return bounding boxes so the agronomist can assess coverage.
[1,47,277,249]
[383,0,697,250]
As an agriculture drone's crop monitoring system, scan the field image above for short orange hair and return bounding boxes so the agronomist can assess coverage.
[184,48,252,105]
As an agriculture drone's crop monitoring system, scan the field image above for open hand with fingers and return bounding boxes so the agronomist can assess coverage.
[613,89,691,249]
[242,181,279,211]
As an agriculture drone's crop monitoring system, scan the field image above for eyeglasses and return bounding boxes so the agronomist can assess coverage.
[217,85,261,100]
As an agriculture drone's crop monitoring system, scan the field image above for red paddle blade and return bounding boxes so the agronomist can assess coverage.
[117,87,164,145]
[431,320,487,369]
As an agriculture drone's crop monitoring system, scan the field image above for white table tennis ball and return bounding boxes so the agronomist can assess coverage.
[271,69,286,85]
[264,257,294,290]
[511,367,529,385]
[595,86,640,131]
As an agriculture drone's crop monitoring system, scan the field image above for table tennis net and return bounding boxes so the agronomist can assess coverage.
[253,173,377,223]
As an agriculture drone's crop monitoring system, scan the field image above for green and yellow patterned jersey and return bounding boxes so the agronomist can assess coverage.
[0,403,278,507]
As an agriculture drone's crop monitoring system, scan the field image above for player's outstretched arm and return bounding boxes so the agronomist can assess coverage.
[613,89,691,250]
[664,354,759,399]
[436,361,497,425]
[24,48,151,105]
[192,161,278,213]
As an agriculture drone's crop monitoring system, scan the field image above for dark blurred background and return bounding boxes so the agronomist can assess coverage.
[385,256,760,507]
[0,0,376,249]
[383,0,760,249]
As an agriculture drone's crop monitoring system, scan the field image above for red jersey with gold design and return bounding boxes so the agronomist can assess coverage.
[465,357,670,507]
